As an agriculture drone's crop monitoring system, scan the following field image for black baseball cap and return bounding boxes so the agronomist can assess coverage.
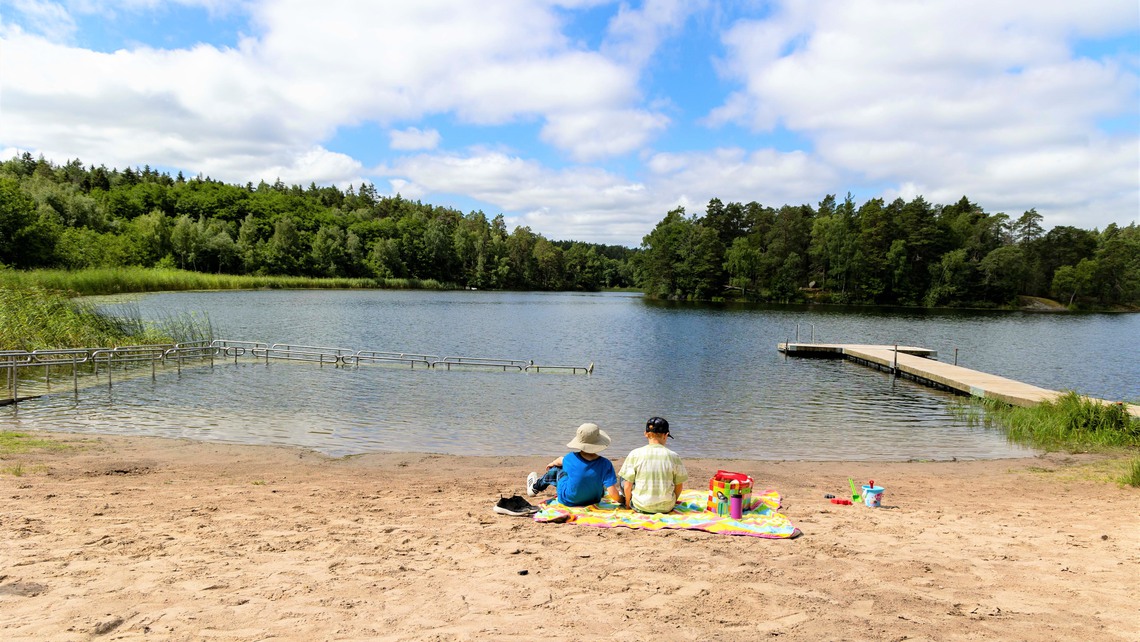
[645,416,674,438]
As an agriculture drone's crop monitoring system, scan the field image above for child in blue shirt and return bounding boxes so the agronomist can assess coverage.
[526,422,620,506]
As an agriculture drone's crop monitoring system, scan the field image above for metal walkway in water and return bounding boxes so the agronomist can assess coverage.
[1,339,594,406]
[778,342,1140,418]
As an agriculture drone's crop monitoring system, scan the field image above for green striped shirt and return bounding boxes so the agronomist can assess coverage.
[618,443,688,513]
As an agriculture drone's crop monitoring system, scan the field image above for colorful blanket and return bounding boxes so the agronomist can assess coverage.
[533,489,800,539]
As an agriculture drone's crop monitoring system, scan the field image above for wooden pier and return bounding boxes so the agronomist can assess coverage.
[777,342,1140,418]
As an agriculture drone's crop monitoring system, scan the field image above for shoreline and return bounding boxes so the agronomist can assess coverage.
[2,431,1138,641]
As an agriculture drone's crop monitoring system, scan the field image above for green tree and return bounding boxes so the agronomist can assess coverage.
[1013,208,1044,245]
[637,208,688,298]
[367,238,405,278]
[532,237,564,290]
[925,249,976,307]
[196,218,238,274]
[1033,225,1097,293]
[170,215,202,270]
[505,226,539,289]
[979,245,1027,302]
[1090,224,1140,305]
[724,237,762,298]
[124,209,172,266]
[311,225,347,277]
[0,177,39,267]
[54,227,131,268]
[808,194,857,296]
[852,198,892,302]
[236,214,266,273]
[1051,258,1097,306]
[264,216,305,275]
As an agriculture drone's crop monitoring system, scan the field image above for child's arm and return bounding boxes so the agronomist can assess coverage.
[605,483,621,503]
[673,483,683,504]
[545,456,564,470]
[622,479,634,508]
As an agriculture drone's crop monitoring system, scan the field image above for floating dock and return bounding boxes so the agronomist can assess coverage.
[777,342,1140,418]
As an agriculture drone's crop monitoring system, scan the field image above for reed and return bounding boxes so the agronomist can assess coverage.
[0,267,450,296]
[955,392,1140,452]
[0,286,211,350]
[1123,458,1140,487]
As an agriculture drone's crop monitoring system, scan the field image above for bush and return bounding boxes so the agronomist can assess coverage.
[957,391,1140,452]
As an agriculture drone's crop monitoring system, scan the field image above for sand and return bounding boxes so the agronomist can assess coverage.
[1,433,1138,641]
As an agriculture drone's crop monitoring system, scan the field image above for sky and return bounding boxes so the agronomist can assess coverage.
[1,0,1138,247]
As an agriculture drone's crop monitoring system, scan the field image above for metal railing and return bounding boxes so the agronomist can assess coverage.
[254,344,352,366]
[347,351,436,368]
[2,339,594,407]
[434,356,531,371]
[524,362,594,374]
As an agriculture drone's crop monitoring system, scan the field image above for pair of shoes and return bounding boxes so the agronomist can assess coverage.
[525,471,539,497]
[494,495,539,517]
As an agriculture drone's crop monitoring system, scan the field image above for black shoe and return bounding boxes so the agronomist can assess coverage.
[494,495,538,516]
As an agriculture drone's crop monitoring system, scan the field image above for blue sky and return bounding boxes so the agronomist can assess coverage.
[2,0,1138,246]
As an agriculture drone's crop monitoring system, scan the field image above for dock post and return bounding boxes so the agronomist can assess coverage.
[954,348,958,366]
[893,343,899,375]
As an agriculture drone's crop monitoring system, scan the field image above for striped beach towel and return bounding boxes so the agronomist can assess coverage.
[533,489,800,539]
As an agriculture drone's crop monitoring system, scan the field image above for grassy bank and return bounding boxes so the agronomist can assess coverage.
[0,285,211,350]
[0,267,450,297]
[958,391,1140,486]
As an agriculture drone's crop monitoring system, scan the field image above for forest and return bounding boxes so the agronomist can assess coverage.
[638,195,1139,307]
[1,153,1137,308]
[0,154,635,292]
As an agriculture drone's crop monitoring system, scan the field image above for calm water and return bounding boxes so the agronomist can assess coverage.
[6,290,1138,461]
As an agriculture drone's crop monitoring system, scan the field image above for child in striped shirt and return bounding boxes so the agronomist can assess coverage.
[618,416,688,513]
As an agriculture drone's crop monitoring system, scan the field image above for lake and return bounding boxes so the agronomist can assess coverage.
[5,290,1138,461]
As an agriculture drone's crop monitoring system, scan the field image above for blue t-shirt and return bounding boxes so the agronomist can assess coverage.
[557,452,618,506]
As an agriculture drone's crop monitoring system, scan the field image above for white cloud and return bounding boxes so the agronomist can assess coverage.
[5,0,247,42]
[541,109,669,161]
[708,0,1139,232]
[247,0,637,128]
[378,151,656,243]
[4,1,76,41]
[389,127,441,151]
[602,0,700,68]
[375,145,842,245]
[0,29,307,181]
[0,0,659,188]
[646,147,840,210]
[1,0,1135,247]
[246,146,365,188]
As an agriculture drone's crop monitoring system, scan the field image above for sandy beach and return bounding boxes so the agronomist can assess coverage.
[1,433,1138,641]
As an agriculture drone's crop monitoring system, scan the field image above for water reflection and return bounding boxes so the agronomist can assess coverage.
[7,290,1136,461]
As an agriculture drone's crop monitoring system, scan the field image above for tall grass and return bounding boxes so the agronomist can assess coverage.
[0,286,211,350]
[0,267,449,296]
[1123,458,1140,487]
[956,391,1140,451]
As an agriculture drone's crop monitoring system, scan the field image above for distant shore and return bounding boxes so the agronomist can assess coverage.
[1,432,1136,641]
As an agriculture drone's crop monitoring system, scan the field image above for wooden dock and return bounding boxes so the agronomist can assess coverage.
[777,342,1140,418]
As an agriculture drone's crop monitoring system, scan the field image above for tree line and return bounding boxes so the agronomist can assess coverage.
[0,154,635,292]
[636,195,1139,307]
[2,153,1136,308]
